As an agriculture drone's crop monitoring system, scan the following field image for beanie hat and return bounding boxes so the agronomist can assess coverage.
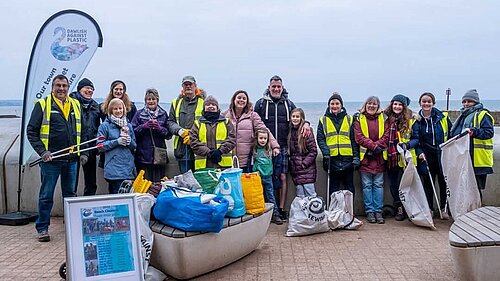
[144,88,159,101]
[391,94,410,107]
[77,78,94,92]
[328,92,343,106]
[462,89,480,103]
[203,95,219,109]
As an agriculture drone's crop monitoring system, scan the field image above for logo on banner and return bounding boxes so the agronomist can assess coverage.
[51,27,89,61]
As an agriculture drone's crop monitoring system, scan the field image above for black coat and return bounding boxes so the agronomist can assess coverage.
[70,92,100,156]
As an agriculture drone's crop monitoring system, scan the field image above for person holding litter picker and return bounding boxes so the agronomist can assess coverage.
[413,92,452,219]
[317,92,360,201]
[27,74,84,242]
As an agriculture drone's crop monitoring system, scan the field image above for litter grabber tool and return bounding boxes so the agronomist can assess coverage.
[29,136,104,167]
[30,142,104,167]
[423,159,443,219]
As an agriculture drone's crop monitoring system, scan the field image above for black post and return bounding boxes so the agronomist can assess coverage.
[446,88,451,111]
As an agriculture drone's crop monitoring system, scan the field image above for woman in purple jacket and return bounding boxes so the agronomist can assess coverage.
[223,90,280,172]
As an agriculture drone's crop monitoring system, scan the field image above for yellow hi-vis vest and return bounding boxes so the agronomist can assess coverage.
[320,115,353,156]
[359,113,388,161]
[37,94,81,154]
[398,118,417,167]
[441,112,450,143]
[194,119,233,170]
[172,97,204,149]
[472,110,494,168]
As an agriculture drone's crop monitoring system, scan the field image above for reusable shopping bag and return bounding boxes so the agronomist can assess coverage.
[241,172,266,215]
[193,168,220,193]
[440,131,481,219]
[286,196,330,237]
[215,166,246,217]
[326,190,363,230]
[136,193,156,275]
[398,148,435,229]
[153,186,229,233]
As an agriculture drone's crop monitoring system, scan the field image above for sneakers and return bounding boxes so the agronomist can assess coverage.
[375,212,385,224]
[271,213,283,225]
[440,208,450,220]
[278,209,289,221]
[366,212,376,223]
[37,230,50,242]
[395,206,405,221]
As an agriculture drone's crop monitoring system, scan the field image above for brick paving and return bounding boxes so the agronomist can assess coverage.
[0,216,456,281]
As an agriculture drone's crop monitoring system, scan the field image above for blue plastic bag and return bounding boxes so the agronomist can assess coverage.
[216,167,246,217]
[153,187,229,233]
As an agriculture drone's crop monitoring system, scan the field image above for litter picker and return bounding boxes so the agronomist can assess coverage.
[423,159,443,219]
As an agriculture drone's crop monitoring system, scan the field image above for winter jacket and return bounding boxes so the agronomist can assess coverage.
[97,118,137,180]
[70,91,100,157]
[289,126,318,185]
[27,94,82,161]
[131,106,175,164]
[254,89,296,148]
[317,108,360,171]
[222,108,279,168]
[414,108,451,157]
[190,113,236,169]
[168,90,206,160]
[353,112,389,174]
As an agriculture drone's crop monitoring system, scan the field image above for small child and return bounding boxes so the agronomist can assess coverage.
[250,129,283,225]
[288,108,318,197]
[97,98,137,194]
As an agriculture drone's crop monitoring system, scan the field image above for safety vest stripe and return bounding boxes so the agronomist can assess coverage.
[473,144,493,150]
[173,97,204,149]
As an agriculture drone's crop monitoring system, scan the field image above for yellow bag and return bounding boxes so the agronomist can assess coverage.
[241,172,265,215]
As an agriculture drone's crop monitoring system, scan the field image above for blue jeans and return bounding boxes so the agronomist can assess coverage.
[296,183,317,197]
[36,160,77,232]
[261,176,279,214]
[360,172,384,214]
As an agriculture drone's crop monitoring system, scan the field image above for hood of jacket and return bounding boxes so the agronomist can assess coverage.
[177,88,206,99]
[262,88,290,103]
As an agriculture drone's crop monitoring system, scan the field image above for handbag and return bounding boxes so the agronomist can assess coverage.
[150,128,167,165]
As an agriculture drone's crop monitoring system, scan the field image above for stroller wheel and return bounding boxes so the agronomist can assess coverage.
[59,262,66,279]
[382,204,396,218]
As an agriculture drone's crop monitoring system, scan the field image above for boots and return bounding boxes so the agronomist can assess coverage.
[395,206,405,221]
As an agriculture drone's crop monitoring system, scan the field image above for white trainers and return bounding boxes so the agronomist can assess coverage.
[440,209,450,220]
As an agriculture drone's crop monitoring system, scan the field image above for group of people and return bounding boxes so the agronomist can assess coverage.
[27,73,494,242]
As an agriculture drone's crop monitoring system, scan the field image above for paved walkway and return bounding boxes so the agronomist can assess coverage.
[0,216,456,281]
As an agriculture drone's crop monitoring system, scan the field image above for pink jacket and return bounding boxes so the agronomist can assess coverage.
[223,108,279,168]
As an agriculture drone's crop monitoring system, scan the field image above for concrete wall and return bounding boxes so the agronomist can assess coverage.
[1,117,499,216]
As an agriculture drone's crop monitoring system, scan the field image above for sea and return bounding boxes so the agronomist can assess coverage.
[2,99,500,129]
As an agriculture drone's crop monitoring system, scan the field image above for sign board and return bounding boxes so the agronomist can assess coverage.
[64,194,144,281]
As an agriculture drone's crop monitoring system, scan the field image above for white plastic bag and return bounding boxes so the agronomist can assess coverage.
[136,193,156,276]
[399,148,435,229]
[326,190,363,230]
[286,196,330,237]
[440,131,481,219]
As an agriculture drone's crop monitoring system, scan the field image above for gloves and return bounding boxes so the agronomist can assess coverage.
[323,157,330,172]
[373,146,383,154]
[80,155,89,166]
[149,120,160,130]
[469,128,474,137]
[41,151,52,162]
[117,136,128,146]
[352,158,360,171]
[125,135,131,145]
[398,142,408,151]
[182,135,191,145]
[179,128,190,138]
[209,149,222,163]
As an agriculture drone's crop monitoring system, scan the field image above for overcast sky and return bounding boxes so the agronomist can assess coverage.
[1,0,500,104]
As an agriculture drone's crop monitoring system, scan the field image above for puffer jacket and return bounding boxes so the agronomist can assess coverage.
[353,112,389,174]
[289,127,318,185]
[222,108,279,168]
[131,106,174,164]
[254,89,296,148]
[97,118,137,180]
[317,108,360,171]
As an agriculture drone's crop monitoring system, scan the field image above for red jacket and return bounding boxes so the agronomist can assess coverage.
[353,112,389,174]
[289,127,318,185]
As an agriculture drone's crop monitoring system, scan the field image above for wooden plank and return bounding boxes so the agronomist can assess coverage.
[468,212,500,245]
[449,223,482,247]
[228,217,241,226]
[483,206,500,216]
[458,214,499,246]
[171,229,186,238]
[151,221,165,234]
[449,230,468,247]
[477,207,500,223]
[222,217,230,228]
[160,225,175,237]
[185,231,202,237]
[241,214,253,222]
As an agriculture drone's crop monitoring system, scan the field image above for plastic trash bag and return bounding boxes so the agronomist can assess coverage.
[398,148,435,229]
[286,196,330,237]
[241,172,266,215]
[136,193,156,276]
[215,167,246,217]
[326,190,363,230]
[174,170,202,191]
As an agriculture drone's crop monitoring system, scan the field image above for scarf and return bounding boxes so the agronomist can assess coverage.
[146,106,159,119]
[450,103,484,137]
[203,111,221,123]
[387,121,399,169]
[109,114,128,130]
[76,92,92,109]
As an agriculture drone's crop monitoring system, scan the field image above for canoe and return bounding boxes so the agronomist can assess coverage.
[149,203,273,280]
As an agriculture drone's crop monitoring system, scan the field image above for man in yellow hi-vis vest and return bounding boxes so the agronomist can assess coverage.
[450,89,494,200]
[190,96,236,170]
[27,74,82,242]
[168,76,205,173]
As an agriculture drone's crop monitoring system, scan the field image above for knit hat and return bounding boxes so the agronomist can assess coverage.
[182,75,196,84]
[144,88,159,101]
[328,92,343,106]
[391,94,410,107]
[203,95,219,109]
[77,78,94,92]
[462,89,480,103]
